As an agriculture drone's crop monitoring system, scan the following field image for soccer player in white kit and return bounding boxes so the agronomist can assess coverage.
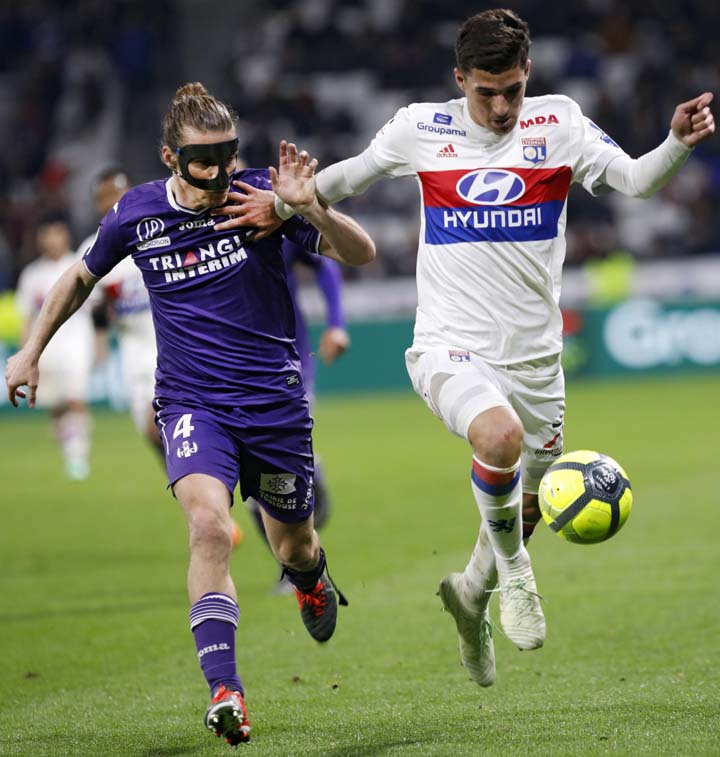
[217,9,715,687]
[79,167,163,455]
[15,212,94,480]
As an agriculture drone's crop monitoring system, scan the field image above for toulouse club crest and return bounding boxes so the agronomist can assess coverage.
[136,216,170,250]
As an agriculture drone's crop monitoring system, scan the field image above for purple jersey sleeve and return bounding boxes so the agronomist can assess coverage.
[281,213,321,254]
[82,203,128,277]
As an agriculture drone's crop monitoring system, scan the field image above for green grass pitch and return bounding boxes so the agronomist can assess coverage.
[1,374,718,755]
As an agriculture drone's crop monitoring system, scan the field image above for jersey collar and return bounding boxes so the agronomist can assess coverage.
[164,178,206,216]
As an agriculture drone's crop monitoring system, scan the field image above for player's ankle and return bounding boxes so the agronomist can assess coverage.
[497,545,529,571]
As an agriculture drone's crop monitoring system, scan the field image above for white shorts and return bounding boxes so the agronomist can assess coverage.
[125,367,156,433]
[405,347,565,494]
[36,349,92,408]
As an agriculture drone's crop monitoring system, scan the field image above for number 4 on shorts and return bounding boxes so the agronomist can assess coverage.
[173,413,195,439]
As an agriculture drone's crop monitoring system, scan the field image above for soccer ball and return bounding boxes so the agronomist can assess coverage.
[538,450,632,544]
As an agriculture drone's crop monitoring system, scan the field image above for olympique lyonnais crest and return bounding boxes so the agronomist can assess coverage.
[521,137,547,164]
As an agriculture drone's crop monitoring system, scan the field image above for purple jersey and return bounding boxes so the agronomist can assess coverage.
[83,169,320,407]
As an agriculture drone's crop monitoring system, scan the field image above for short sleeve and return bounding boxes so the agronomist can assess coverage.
[82,203,128,278]
[569,101,630,196]
[282,214,321,254]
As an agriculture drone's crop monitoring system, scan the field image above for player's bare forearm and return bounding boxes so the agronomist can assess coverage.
[268,140,375,266]
[5,260,97,407]
[19,318,32,348]
[312,206,375,266]
[671,92,715,148]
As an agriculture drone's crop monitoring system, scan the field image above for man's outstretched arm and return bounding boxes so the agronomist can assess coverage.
[5,260,97,407]
[270,140,376,267]
[603,92,715,198]
[213,147,386,233]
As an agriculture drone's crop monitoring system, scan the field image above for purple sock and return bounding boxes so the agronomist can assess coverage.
[190,593,243,695]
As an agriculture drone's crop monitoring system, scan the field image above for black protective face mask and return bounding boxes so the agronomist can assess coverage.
[174,138,239,191]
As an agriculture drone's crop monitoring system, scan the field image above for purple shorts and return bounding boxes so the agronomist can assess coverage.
[154,399,315,523]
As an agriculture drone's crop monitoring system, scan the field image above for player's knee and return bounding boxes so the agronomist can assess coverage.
[468,407,523,466]
[187,506,233,554]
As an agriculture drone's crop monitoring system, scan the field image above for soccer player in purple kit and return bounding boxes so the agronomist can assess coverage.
[247,240,350,590]
[5,82,375,746]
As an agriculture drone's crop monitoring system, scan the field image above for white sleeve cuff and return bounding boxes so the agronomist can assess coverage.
[273,194,296,220]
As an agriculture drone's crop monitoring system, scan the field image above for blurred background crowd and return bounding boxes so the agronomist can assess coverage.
[0,0,719,291]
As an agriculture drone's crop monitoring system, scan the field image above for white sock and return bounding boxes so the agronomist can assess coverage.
[463,521,498,595]
[470,455,523,562]
[56,411,91,466]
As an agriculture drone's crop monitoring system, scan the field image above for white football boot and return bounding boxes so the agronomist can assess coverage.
[439,572,496,687]
[495,545,545,650]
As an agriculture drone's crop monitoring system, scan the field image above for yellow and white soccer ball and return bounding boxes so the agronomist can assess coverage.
[538,450,633,544]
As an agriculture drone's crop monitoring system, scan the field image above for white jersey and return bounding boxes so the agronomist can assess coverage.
[80,231,157,429]
[16,251,94,365]
[366,95,626,364]
[79,231,155,346]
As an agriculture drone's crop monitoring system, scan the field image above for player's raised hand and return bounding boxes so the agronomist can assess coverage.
[212,180,282,239]
[5,349,39,408]
[671,92,715,148]
[269,141,319,215]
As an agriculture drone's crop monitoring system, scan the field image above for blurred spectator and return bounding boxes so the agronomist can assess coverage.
[0,228,13,292]
[2,0,719,291]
